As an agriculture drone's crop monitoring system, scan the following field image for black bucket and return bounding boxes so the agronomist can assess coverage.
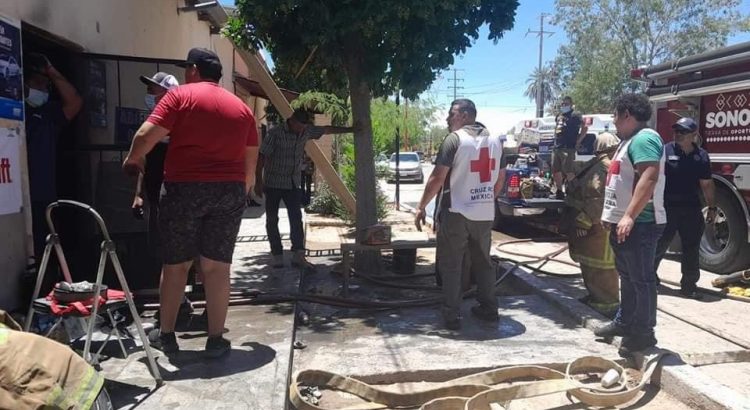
[392,248,417,275]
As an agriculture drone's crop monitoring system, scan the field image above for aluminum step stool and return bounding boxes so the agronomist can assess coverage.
[23,200,162,385]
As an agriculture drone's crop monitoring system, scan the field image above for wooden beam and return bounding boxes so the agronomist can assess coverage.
[206,7,356,217]
[236,49,357,217]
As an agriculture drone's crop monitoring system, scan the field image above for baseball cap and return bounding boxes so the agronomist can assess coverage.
[672,117,698,133]
[175,47,222,72]
[139,72,179,90]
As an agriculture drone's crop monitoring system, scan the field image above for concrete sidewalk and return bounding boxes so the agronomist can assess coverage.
[103,204,301,410]
[495,238,750,408]
[98,204,737,409]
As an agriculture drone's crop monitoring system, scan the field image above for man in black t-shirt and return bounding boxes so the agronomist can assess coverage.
[551,96,587,199]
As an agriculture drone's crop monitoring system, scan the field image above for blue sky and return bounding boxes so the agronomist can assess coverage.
[221,0,750,135]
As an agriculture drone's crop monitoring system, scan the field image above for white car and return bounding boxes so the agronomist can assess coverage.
[387,152,424,183]
[0,54,20,79]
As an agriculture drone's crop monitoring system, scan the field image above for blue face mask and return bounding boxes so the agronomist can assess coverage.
[144,94,157,111]
[26,88,49,108]
[560,105,572,114]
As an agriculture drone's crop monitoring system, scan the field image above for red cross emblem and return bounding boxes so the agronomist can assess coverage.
[470,147,496,183]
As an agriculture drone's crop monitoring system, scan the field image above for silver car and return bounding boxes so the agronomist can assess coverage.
[387,152,424,183]
[0,54,20,79]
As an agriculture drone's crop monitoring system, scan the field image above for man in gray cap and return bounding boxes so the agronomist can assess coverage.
[132,72,179,245]
[654,117,715,299]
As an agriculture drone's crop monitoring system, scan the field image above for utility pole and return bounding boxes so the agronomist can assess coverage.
[447,68,464,101]
[526,13,554,118]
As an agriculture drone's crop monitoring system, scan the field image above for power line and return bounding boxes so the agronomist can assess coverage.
[446,68,465,100]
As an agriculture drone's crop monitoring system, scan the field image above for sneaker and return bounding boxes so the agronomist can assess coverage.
[619,333,657,355]
[470,305,499,322]
[149,330,179,355]
[444,317,461,330]
[272,254,284,268]
[679,289,704,300]
[204,335,231,359]
[594,321,628,338]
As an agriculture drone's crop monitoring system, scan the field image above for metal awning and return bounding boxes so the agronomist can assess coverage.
[233,74,300,102]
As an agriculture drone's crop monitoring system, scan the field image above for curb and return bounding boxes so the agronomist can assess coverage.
[509,265,750,410]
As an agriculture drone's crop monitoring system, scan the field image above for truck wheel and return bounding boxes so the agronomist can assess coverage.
[699,188,750,274]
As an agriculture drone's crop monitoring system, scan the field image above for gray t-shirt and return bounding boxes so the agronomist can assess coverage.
[434,123,491,216]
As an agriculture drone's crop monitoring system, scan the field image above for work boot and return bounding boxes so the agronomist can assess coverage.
[291,251,315,272]
[272,254,284,268]
[619,333,657,355]
[594,321,628,338]
[470,305,499,322]
[149,329,179,355]
[204,335,231,359]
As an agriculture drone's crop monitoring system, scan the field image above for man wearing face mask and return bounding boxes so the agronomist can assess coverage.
[131,72,179,245]
[654,117,715,300]
[551,96,587,200]
[23,52,82,260]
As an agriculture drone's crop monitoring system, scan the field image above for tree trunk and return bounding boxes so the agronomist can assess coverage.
[343,40,382,273]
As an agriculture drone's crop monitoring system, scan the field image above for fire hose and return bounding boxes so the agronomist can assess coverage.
[290,353,666,410]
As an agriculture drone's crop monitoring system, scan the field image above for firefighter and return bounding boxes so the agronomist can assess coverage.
[654,117,716,300]
[0,310,110,409]
[562,132,620,316]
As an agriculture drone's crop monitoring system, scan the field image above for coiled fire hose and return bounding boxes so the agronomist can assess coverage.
[290,353,665,410]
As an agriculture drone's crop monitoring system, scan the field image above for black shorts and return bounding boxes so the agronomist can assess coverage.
[159,182,245,264]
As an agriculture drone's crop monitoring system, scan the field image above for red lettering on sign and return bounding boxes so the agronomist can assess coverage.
[0,158,12,184]
[470,148,496,183]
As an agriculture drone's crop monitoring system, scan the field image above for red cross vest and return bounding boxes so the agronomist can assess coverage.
[447,128,503,221]
[601,129,666,224]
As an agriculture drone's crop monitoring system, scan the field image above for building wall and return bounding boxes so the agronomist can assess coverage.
[0,0,264,310]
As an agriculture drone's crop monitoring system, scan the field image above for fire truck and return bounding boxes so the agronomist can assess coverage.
[633,40,750,274]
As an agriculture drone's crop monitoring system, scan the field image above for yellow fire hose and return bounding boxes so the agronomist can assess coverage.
[290,353,665,409]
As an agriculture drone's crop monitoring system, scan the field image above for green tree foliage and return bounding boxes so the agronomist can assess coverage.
[553,0,750,112]
[370,98,439,156]
[230,0,519,268]
[523,63,561,113]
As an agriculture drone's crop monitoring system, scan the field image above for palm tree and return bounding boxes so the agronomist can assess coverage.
[524,65,559,116]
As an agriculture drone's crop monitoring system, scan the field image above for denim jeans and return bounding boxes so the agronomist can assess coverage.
[654,206,704,293]
[264,187,305,255]
[609,222,665,336]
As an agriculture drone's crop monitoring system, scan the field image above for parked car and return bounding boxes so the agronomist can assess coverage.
[415,151,425,162]
[375,153,389,178]
[0,54,20,79]
[387,152,424,183]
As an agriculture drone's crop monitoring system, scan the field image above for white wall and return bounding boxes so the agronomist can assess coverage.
[0,0,262,310]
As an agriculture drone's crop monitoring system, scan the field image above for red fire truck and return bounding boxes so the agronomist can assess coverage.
[634,41,750,273]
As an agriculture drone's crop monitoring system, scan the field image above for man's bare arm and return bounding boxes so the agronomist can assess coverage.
[245,146,259,194]
[122,121,170,175]
[47,66,83,121]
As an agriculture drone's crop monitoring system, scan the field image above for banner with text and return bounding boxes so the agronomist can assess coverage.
[0,120,22,214]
